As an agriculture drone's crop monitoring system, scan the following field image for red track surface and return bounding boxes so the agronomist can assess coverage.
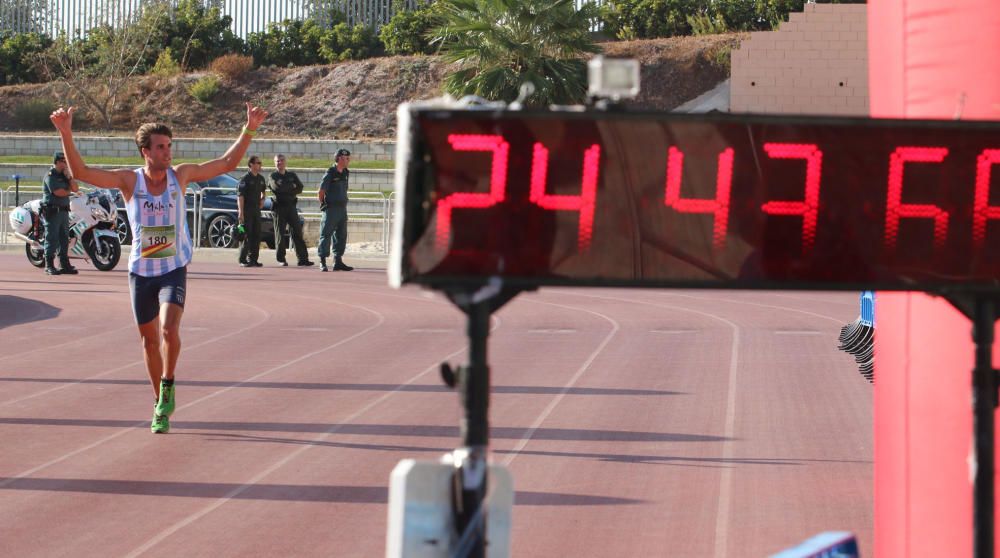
[0,251,872,556]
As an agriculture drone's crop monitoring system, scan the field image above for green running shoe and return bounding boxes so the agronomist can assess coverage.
[155,380,175,417]
[151,412,170,434]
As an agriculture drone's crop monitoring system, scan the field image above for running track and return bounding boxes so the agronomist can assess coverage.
[0,251,872,556]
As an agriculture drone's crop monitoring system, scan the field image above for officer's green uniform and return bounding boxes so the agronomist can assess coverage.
[318,166,349,263]
[237,171,266,266]
[42,166,73,273]
[269,170,310,264]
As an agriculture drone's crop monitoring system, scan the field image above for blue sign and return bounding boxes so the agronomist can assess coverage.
[770,531,859,558]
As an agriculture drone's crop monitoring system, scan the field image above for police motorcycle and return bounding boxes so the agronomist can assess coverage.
[8,189,121,271]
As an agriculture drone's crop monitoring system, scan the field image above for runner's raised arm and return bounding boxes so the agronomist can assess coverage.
[50,106,136,196]
[175,102,268,185]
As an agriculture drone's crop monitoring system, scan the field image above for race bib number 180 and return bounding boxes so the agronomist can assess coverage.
[140,225,176,259]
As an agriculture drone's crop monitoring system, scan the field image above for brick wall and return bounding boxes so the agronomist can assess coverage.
[730,3,868,115]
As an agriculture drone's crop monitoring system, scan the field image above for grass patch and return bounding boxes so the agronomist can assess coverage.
[0,155,395,170]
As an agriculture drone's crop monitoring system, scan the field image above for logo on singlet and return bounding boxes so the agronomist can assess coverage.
[143,200,168,216]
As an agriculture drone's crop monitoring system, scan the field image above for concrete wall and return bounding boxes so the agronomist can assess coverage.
[0,135,396,192]
[0,135,396,162]
[0,136,397,249]
[0,163,393,194]
[730,2,868,115]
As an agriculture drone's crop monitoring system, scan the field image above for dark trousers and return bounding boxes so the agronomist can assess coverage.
[43,209,70,266]
[273,203,308,263]
[318,205,347,259]
[239,212,262,264]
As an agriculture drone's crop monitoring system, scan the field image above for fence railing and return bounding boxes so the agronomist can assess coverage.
[1,0,603,38]
[3,184,394,255]
[0,0,436,38]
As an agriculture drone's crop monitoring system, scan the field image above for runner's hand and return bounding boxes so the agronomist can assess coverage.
[50,107,75,133]
[245,103,267,131]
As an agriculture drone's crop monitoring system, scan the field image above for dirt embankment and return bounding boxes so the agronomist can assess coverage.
[0,33,742,139]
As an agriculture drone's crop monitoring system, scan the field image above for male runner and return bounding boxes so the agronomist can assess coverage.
[50,102,268,433]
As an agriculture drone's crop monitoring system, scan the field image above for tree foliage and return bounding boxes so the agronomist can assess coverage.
[379,0,444,56]
[247,9,380,66]
[430,0,601,107]
[601,0,868,39]
[135,0,242,71]
[246,18,327,67]
[318,21,380,62]
[0,30,51,84]
[35,8,167,128]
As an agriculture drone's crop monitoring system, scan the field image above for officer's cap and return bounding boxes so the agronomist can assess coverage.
[335,148,351,159]
[53,151,66,163]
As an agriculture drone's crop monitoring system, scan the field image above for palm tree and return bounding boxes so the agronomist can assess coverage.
[430,0,601,107]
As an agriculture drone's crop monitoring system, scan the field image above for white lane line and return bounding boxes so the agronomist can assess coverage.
[716,318,740,558]
[0,299,381,491]
[125,353,450,558]
[501,302,619,467]
[0,322,136,362]
[0,296,272,409]
[552,290,741,558]
[661,292,848,325]
[528,328,576,334]
[125,304,501,557]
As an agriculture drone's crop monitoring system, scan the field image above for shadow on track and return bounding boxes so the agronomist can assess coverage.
[0,477,640,506]
[0,295,61,330]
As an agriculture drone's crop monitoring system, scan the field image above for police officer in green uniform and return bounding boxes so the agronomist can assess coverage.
[269,154,313,266]
[42,152,79,275]
[237,155,266,267]
[317,148,354,272]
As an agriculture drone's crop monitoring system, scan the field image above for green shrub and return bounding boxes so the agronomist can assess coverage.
[13,98,57,129]
[600,0,698,40]
[600,0,863,38]
[139,0,244,70]
[188,75,221,104]
[151,47,181,76]
[688,13,729,36]
[319,23,380,62]
[209,53,254,80]
[379,1,442,55]
[246,18,327,67]
[0,31,52,85]
[707,43,733,72]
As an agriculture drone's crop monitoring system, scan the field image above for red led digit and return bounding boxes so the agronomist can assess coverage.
[760,143,823,254]
[529,142,601,251]
[972,149,1000,248]
[663,146,734,249]
[436,134,510,250]
[884,146,949,251]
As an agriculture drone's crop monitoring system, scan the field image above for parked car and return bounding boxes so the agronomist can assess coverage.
[114,174,298,249]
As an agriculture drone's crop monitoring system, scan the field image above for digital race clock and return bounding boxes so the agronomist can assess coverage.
[389,104,1000,291]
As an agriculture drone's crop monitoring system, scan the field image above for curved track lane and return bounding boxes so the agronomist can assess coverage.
[0,252,872,556]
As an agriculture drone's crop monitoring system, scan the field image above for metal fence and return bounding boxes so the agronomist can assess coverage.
[2,183,394,255]
[1,0,602,38]
[0,0,435,38]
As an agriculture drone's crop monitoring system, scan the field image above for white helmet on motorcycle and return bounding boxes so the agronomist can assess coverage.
[9,206,32,234]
